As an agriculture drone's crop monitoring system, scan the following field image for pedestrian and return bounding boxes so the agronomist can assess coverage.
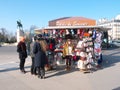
[63,39,74,70]
[33,34,47,79]
[17,37,27,74]
[30,36,37,75]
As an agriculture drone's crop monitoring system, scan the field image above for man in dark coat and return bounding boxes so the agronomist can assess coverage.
[17,37,27,73]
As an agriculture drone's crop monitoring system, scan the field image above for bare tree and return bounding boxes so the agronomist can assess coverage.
[0,28,16,43]
[0,28,8,42]
[30,25,38,37]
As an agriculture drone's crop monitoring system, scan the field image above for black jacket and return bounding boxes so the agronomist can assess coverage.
[17,41,27,59]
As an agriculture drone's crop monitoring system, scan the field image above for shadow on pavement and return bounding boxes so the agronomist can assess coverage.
[0,66,31,73]
[1,47,120,78]
[102,50,120,69]
[112,86,120,90]
[45,65,79,79]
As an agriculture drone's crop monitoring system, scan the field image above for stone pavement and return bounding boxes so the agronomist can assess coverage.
[0,46,120,90]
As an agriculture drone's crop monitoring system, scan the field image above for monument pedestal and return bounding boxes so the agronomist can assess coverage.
[17,29,24,43]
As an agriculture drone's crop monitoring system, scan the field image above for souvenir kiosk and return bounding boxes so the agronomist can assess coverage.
[42,26,110,71]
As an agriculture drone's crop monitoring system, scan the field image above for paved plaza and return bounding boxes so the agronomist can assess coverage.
[0,46,120,90]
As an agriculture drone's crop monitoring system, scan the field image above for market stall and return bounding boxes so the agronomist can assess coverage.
[41,26,110,71]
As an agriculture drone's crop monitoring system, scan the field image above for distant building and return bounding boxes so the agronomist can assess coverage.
[97,15,120,40]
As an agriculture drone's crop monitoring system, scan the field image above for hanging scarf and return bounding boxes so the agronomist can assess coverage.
[92,30,96,40]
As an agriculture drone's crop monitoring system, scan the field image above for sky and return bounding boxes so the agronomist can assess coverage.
[0,0,120,34]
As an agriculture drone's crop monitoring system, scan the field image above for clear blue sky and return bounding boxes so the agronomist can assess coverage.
[0,0,120,34]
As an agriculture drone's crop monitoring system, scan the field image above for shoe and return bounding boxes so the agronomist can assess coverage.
[96,65,101,69]
[42,76,45,79]
[41,76,45,79]
[65,66,71,71]
[31,72,34,75]
[34,73,37,75]
[41,76,43,79]
[67,66,71,70]
[65,67,68,71]
[38,75,40,78]
[20,70,26,74]
[23,70,26,73]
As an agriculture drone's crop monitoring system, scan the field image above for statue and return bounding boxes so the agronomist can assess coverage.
[17,20,23,30]
[16,20,24,43]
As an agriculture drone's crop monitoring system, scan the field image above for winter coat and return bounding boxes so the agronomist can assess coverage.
[33,42,47,68]
[63,43,74,57]
[17,41,27,59]
[30,42,35,58]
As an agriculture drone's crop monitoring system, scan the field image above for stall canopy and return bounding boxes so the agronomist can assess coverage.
[42,25,111,31]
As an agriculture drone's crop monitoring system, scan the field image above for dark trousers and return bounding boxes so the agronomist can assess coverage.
[98,54,103,65]
[31,57,37,74]
[65,55,72,67]
[20,58,25,71]
[37,66,45,77]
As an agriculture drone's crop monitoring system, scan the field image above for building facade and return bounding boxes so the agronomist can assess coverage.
[97,15,120,40]
[49,17,96,26]
[35,16,96,34]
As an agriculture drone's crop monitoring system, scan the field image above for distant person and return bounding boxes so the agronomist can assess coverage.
[30,36,37,75]
[33,34,47,79]
[17,37,27,74]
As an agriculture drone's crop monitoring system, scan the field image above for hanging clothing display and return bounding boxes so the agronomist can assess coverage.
[42,27,106,72]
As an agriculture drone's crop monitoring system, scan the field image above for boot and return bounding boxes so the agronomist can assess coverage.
[65,66,70,71]
[40,76,45,79]
[20,69,26,74]
[67,66,71,71]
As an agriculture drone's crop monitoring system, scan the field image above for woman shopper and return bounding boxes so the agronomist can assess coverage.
[63,39,74,71]
[33,34,47,79]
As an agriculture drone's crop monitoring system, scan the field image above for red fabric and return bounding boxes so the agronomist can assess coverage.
[60,30,64,34]
[49,43,53,50]
[73,55,76,60]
